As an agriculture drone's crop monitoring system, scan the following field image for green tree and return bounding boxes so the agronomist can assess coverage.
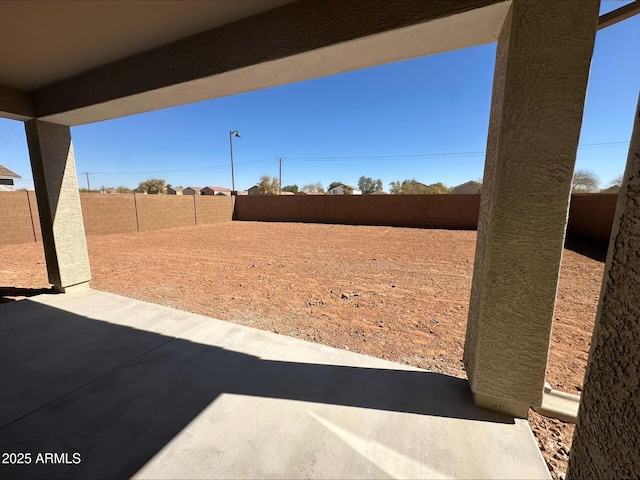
[138,178,166,194]
[258,175,280,195]
[282,184,299,193]
[302,182,325,193]
[389,178,430,194]
[572,169,599,192]
[424,182,449,194]
[358,176,383,194]
[116,186,132,193]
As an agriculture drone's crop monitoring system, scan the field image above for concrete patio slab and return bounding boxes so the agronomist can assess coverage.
[0,289,550,479]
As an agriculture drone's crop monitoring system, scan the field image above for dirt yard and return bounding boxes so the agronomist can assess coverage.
[0,221,605,478]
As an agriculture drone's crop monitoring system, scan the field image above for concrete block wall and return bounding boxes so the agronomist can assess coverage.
[194,195,234,224]
[0,191,39,244]
[80,193,137,235]
[0,191,620,245]
[233,194,481,229]
[134,195,196,232]
[567,193,618,247]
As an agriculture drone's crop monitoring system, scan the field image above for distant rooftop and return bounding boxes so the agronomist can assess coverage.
[0,164,21,179]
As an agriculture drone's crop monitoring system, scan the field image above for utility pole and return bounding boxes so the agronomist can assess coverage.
[83,172,91,191]
[278,158,282,195]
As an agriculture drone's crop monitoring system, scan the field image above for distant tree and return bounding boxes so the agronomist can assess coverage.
[138,178,166,194]
[424,182,449,194]
[389,178,432,194]
[282,184,299,193]
[611,174,624,187]
[572,169,599,192]
[327,181,343,191]
[116,186,132,193]
[258,175,280,195]
[343,185,354,195]
[302,182,325,193]
[358,176,383,194]
[166,183,172,189]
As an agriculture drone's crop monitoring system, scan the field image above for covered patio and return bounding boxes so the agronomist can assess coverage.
[1,288,547,479]
[1,0,639,478]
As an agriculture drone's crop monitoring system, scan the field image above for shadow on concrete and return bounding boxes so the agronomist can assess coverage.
[0,286,55,304]
[0,298,513,479]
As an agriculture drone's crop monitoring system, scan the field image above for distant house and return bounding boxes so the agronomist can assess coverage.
[183,187,202,195]
[201,186,231,196]
[327,184,362,195]
[280,191,295,196]
[167,187,184,195]
[0,164,21,191]
[451,180,482,194]
[247,185,261,195]
[296,191,324,195]
[369,190,389,195]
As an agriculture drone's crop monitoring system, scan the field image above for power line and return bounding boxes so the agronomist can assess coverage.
[80,140,630,176]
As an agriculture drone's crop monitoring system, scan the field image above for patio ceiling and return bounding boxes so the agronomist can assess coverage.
[0,0,511,125]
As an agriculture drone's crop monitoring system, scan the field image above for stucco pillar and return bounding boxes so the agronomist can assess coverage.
[463,0,599,417]
[25,120,91,292]
[567,94,640,478]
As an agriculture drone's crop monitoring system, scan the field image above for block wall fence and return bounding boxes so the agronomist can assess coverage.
[0,192,234,245]
[0,191,617,248]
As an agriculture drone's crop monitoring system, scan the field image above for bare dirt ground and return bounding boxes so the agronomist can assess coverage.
[0,222,605,478]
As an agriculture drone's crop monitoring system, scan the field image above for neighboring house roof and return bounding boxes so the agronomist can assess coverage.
[369,190,389,195]
[184,186,203,193]
[451,180,482,193]
[167,187,184,192]
[453,180,481,188]
[280,191,295,195]
[297,191,324,195]
[247,185,260,191]
[0,164,21,179]
[203,186,231,192]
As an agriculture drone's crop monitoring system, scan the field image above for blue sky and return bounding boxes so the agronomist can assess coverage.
[1,1,638,192]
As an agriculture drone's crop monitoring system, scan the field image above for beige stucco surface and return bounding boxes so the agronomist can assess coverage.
[567,94,640,479]
[25,120,91,290]
[464,0,599,416]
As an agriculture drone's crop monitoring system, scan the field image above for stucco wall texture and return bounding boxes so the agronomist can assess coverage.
[463,0,599,417]
[25,120,91,290]
[567,96,640,479]
[0,192,618,245]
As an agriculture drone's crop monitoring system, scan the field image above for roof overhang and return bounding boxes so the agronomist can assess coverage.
[0,0,511,126]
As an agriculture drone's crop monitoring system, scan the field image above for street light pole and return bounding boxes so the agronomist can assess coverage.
[229,130,241,194]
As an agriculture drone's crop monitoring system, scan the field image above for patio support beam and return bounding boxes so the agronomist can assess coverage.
[567,93,640,479]
[0,83,33,121]
[463,0,599,417]
[29,0,509,126]
[24,120,91,292]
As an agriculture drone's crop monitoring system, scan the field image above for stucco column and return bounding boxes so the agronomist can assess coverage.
[567,94,640,478]
[25,120,91,292]
[463,0,599,417]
